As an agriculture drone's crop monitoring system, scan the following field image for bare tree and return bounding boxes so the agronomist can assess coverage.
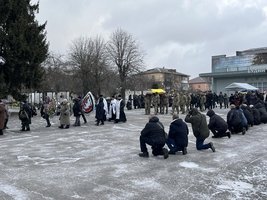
[68,36,115,97]
[107,29,144,100]
[68,37,94,95]
[40,53,73,96]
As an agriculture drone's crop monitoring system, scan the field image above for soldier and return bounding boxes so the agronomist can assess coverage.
[179,92,187,114]
[185,93,191,113]
[200,93,206,112]
[152,93,160,115]
[162,93,169,114]
[172,92,180,114]
[144,93,152,115]
[159,94,164,114]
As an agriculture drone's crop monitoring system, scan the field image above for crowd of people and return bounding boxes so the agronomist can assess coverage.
[138,90,267,159]
[1,90,267,161]
[0,94,128,135]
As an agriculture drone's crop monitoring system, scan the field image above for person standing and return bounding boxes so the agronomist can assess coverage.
[185,108,215,152]
[172,92,180,114]
[108,95,116,121]
[40,96,52,127]
[58,99,70,129]
[144,93,152,115]
[206,109,231,138]
[78,96,87,124]
[95,97,105,126]
[115,95,127,123]
[166,114,189,155]
[0,100,7,135]
[138,115,169,159]
[19,101,32,131]
[152,93,160,115]
[72,98,81,126]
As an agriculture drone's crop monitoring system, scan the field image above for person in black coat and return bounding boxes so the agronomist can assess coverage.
[139,116,168,159]
[206,109,231,138]
[227,105,247,135]
[254,101,267,124]
[241,104,254,127]
[166,114,189,155]
[250,105,261,125]
[72,98,82,126]
[19,101,32,131]
[95,97,105,126]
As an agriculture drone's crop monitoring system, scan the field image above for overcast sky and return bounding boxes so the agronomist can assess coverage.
[34,0,267,78]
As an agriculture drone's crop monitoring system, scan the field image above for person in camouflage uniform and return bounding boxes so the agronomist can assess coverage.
[172,92,180,114]
[185,93,191,113]
[144,93,152,115]
[200,92,206,112]
[159,94,164,114]
[162,93,169,114]
[152,93,160,115]
[179,92,187,114]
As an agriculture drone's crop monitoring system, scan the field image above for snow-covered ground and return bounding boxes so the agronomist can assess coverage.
[0,108,266,200]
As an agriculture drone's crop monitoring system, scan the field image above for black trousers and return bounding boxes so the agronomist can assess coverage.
[139,135,165,156]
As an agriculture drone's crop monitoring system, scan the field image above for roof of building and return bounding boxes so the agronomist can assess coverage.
[189,77,208,84]
[141,67,189,77]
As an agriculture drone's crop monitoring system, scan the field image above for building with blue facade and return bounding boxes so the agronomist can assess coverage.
[200,47,267,93]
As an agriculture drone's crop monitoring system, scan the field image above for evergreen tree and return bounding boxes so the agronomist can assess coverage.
[0,0,48,100]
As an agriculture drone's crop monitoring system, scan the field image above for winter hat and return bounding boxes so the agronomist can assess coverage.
[206,109,215,117]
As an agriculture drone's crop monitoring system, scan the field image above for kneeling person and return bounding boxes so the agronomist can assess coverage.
[206,109,231,138]
[139,116,168,159]
[166,114,189,155]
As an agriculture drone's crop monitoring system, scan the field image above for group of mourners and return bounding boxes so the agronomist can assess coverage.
[0,94,127,135]
[138,90,267,159]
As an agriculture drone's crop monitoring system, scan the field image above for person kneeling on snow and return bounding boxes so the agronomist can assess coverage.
[206,109,231,139]
[185,108,215,152]
[166,114,189,155]
[138,115,168,159]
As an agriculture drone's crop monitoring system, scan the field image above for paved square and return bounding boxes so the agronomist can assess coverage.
[0,108,266,199]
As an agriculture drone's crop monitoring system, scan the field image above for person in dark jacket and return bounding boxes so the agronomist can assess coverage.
[73,98,82,126]
[138,116,169,159]
[241,104,254,127]
[227,105,247,135]
[166,114,189,155]
[250,105,261,125]
[254,101,267,124]
[206,109,231,138]
[185,108,215,152]
[40,96,52,127]
[19,101,32,131]
[95,97,105,126]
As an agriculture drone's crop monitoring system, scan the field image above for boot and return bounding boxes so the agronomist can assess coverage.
[210,142,216,152]
[163,148,169,159]
[242,127,246,135]
[65,125,69,129]
[58,125,64,129]
[0,129,3,135]
[139,152,149,158]
[182,147,187,155]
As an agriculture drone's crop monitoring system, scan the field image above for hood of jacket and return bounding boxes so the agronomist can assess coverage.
[149,116,159,123]
[206,109,215,117]
[191,108,199,116]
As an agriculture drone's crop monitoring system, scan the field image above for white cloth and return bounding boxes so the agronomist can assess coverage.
[115,99,122,120]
